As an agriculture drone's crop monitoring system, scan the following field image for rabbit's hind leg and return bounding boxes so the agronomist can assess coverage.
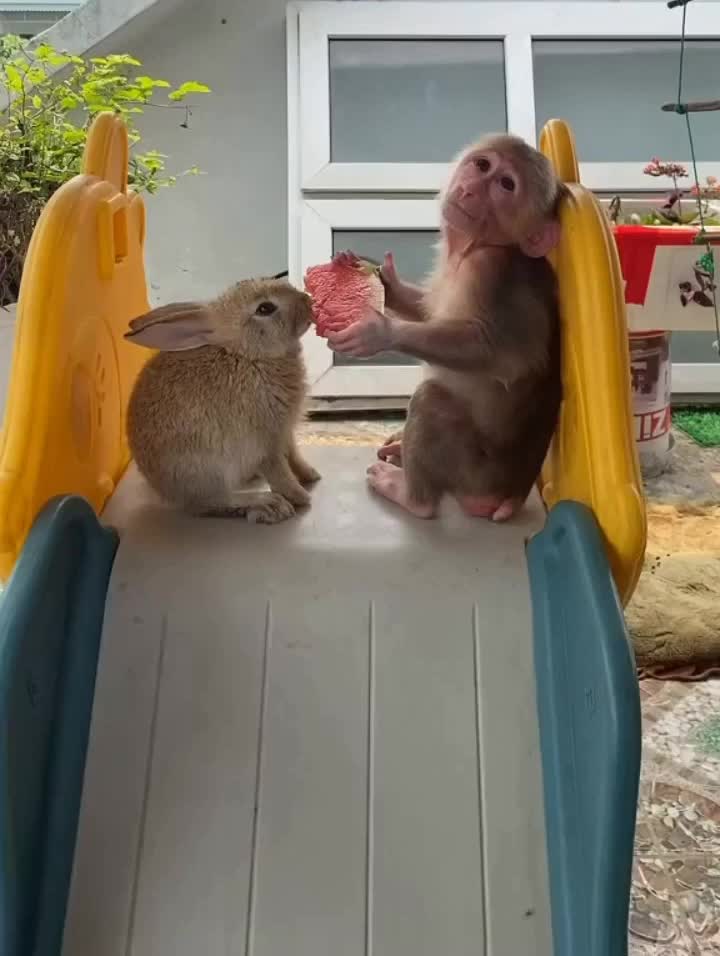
[167,462,291,523]
[261,453,312,508]
[286,436,321,486]
[194,489,296,524]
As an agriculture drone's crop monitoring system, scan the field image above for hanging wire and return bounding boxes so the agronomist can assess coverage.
[669,0,720,353]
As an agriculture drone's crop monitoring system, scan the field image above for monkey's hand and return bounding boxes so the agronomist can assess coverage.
[326,307,396,358]
[380,252,426,321]
[379,252,399,291]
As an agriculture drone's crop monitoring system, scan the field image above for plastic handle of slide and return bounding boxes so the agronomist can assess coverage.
[97,193,129,280]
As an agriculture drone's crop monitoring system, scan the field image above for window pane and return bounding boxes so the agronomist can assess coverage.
[671,331,719,364]
[331,229,438,366]
[533,40,720,162]
[329,40,507,163]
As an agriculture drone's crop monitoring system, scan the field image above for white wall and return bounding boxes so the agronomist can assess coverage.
[90,0,292,304]
[89,0,661,305]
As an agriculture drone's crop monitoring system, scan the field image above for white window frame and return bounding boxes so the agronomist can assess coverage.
[290,1,720,195]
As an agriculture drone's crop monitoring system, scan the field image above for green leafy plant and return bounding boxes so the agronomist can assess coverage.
[0,34,211,304]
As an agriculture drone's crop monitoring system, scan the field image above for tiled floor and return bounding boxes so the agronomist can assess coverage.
[632,679,720,954]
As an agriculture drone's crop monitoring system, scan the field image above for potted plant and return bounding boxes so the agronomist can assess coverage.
[0,34,211,307]
[603,158,720,477]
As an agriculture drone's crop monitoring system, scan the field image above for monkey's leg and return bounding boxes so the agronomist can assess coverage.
[286,436,322,485]
[261,454,312,508]
[456,493,524,522]
[367,381,467,518]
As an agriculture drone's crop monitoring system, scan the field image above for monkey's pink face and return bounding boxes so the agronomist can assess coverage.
[442,149,526,244]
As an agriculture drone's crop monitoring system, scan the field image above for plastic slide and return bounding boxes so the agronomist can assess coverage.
[0,113,645,956]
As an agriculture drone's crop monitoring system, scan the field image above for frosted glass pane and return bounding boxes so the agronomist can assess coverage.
[330,40,506,163]
[331,229,439,367]
[671,331,719,364]
[533,40,720,162]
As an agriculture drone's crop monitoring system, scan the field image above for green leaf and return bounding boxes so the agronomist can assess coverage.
[106,54,142,67]
[31,94,42,109]
[168,80,211,101]
[25,66,47,85]
[40,46,82,66]
[136,75,171,90]
[61,127,85,144]
[4,64,23,92]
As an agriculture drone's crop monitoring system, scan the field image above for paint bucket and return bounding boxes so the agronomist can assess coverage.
[629,331,672,478]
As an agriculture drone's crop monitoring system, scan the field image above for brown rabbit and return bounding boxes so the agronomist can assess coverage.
[124,277,320,524]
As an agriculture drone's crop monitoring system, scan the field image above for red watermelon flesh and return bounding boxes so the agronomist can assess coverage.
[304,255,385,337]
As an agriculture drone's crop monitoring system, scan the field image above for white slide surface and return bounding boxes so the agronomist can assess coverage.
[62,446,553,956]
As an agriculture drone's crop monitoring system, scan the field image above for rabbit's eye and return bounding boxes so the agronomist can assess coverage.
[255,301,277,316]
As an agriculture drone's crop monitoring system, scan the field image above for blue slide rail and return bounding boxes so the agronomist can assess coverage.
[0,496,118,956]
[0,496,640,956]
[528,501,642,956]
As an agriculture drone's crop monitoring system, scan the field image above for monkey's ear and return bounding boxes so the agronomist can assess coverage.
[124,302,217,351]
[520,220,562,259]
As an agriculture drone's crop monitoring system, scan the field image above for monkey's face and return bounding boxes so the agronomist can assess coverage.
[441,137,563,257]
[442,149,526,241]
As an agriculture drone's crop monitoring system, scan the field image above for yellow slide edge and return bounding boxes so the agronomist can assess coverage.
[540,118,647,607]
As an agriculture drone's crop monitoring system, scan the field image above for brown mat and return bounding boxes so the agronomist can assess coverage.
[628,505,720,680]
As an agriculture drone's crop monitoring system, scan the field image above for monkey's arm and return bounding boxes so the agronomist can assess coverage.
[384,281,426,321]
[327,307,543,375]
[389,315,497,369]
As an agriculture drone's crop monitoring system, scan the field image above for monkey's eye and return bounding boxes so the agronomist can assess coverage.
[255,301,277,316]
[500,176,516,193]
[474,157,491,172]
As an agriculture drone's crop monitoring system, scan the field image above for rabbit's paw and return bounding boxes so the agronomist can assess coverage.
[299,464,322,485]
[247,494,296,525]
[283,485,312,508]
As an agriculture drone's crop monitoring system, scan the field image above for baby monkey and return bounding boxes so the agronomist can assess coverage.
[327,133,568,522]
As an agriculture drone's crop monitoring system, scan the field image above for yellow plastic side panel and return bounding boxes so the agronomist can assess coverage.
[539,118,580,184]
[539,120,647,606]
[0,113,150,580]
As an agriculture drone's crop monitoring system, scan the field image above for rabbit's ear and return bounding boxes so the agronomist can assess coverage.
[125,302,217,351]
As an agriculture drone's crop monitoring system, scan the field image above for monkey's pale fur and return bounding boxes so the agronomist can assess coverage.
[126,278,320,524]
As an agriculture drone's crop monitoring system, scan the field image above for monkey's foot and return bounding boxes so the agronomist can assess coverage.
[457,494,522,522]
[378,437,403,466]
[366,461,435,519]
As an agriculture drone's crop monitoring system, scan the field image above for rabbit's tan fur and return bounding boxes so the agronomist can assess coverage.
[125,278,320,524]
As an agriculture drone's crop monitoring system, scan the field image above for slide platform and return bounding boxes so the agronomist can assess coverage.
[0,114,644,956]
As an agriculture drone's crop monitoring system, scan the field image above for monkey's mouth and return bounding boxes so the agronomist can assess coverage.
[446,199,476,223]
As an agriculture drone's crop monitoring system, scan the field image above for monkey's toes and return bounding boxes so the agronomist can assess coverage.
[366,462,434,519]
[491,497,522,523]
[367,460,399,478]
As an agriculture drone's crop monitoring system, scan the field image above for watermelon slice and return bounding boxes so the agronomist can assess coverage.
[304,253,385,338]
